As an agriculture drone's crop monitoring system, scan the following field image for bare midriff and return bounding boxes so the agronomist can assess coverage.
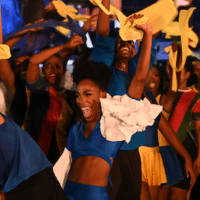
[67,156,113,187]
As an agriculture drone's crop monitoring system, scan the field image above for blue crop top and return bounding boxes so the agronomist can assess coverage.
[66,120,123,167]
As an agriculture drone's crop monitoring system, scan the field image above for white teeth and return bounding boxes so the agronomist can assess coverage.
[120,47,129,51]
[81,107,92,118]
[81,107,90,111]
[149,82,156,88]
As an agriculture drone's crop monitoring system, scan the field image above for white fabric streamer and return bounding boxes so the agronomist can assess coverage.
[53,148,72,188]
[100,94,163,143]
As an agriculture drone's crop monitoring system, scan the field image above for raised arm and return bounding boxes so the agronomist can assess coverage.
[96,0,110,37]
[27,35,83,83]
[4,19,45,48]
[0,4,15,99]
[160,42,182,112]
[128,16,153,99]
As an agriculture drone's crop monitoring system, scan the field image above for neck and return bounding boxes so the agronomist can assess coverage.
[115,58,129,73]
[84,120,99,138]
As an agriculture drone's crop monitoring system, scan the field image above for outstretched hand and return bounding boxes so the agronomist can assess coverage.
[65,35,84,50]
[83,15,98,32]
[185,158,196,195]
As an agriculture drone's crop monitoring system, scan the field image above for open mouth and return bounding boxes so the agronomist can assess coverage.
[148,82,156,89]
[81,107,92,118]
[50,74,56,79]
[119,46,130,53]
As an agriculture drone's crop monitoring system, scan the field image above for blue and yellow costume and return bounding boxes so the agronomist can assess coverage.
[64,120,123,200]
[137,91,167,186]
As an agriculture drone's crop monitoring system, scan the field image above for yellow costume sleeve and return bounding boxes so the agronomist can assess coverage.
[0,44,11,60]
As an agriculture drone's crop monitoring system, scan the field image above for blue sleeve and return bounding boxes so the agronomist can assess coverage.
[128,33,162,79]
[126,92,141,101]
[26,76,47,91]
[89,34,117,68]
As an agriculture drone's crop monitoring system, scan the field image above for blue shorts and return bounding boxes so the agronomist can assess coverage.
[64,180,109,200]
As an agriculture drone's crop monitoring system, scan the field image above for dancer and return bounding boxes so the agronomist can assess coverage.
[89,0,161,199]
[24,34,83,164]
[145,65,185,200]
[54,55,163,199]
[159,44,200,200]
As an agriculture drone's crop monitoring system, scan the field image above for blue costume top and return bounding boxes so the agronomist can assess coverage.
[119,91,161,150]
[90,33,160,97]
[0,114,52,193]
[67,120,122,167]
[90,33,160,150]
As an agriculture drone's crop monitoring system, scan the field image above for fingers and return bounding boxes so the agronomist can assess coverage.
[127,14,144,24]
[68,35,84,48]
[187,167,196,186]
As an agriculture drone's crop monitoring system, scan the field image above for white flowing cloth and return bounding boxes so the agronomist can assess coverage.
[53,148,72,188]
[100,94,163,143]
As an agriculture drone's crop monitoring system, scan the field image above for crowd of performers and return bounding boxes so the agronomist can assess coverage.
[0,0,200,199]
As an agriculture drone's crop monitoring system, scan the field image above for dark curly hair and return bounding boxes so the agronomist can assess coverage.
[185,55,199,87]
[73,60,111,92]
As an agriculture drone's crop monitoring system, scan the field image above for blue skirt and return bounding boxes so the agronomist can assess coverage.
[64,180,109,200]
[160,146,184,185]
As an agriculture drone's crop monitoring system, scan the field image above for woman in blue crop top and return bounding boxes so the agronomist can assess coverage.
[53,25,160,199]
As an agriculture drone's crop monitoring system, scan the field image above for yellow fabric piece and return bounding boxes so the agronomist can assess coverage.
[52,1,78,18]
[89,0,178,41]
[52,1,90,36]
[73,15,90,22]
[164,8,198,91]
[139,146,167,186]
[52,0,90,21]
[179,8,196,73]
[0,44,11,60]
[56,26,70,36]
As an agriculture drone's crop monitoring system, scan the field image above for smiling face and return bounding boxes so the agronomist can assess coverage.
[43,55,64,87]
[76,79,106,123]
[115,36,136,60]
[145,66,160,96]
